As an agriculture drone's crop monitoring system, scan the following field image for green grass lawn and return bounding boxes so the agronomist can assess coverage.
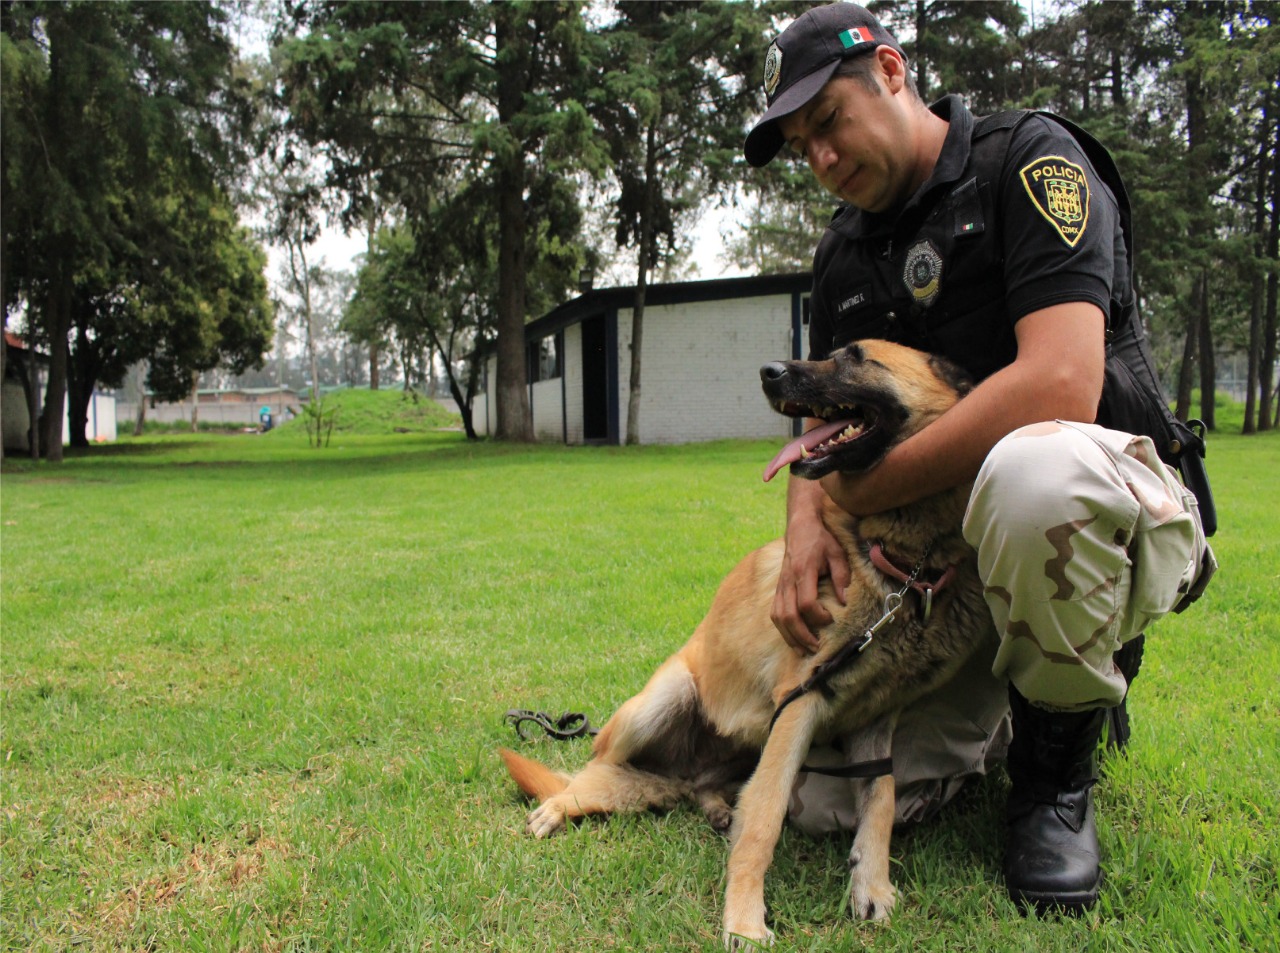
[2,423,1277,951]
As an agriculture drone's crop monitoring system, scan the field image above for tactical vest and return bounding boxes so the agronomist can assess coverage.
[816,109,1215,533]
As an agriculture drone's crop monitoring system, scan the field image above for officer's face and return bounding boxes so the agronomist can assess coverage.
[778,65,919,214]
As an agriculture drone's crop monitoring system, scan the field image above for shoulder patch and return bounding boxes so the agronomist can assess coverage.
[1019,155,1090,248]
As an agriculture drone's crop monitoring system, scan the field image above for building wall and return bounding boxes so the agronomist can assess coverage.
[615,293,795,445]
[2,381,29,450]
[470,290,798,445]
[68,393,117,443]
[117,400,292,427]
[471,356,496,438]
[531,378,563,441]
[562,323,585,445]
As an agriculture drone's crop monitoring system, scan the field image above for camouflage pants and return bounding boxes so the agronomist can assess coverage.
[789,421,1215,833]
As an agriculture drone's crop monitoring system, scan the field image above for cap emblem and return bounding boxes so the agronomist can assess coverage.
[763,42,782,98]
[838,26,875,49]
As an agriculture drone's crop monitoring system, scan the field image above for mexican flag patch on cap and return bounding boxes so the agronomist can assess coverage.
[839,26,874,48]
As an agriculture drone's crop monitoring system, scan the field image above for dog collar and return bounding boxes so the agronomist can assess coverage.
[868,543,956,594]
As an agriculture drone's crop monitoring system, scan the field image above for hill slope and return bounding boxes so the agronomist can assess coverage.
[277,388,461,435]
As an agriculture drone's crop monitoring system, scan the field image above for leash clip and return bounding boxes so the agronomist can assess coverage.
[858,591,904,653]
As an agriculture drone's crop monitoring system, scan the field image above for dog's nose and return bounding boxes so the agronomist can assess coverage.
[760,362,788,383]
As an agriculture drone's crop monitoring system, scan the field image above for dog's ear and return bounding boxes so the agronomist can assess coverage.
[928,354,974,398]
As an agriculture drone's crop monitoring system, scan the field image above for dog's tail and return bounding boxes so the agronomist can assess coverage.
[499,748,571,801]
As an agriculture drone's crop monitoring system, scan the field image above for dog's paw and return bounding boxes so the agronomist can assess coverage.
[849,875,897,922]
[722,926,775,950]
[525,800,567,838]
[702,800,735,834]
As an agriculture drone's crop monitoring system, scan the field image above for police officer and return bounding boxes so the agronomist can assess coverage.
[744,2,1214,915]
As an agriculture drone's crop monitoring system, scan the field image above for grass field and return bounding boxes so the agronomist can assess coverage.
[2,419,1277,951]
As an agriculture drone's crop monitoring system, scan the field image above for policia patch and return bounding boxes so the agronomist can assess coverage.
[1019,155,1090,248]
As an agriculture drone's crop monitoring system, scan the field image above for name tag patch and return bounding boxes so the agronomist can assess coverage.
[837,286,871,316]
[1020,155,1090,248]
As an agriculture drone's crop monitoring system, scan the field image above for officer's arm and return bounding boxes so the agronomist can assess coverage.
[819,301,1105,517]
[773,440,852,654]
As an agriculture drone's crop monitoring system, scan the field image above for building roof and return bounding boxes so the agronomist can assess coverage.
[523,272,810,341]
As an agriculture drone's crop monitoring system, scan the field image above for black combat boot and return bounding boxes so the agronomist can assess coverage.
[1004,686,1105,914]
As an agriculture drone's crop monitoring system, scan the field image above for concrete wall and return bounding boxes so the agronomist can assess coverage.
[118,396,301,427]
[562,323,585,445]
[68,393,117,443]
[531,377,563,441]
[614,293,795,445]
[2,381,30,450]
[3,387,117,448]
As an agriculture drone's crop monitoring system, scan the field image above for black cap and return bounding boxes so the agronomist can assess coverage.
[744,3,904,167]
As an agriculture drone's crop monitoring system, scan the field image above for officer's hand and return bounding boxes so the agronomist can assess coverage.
[771,516,850,654]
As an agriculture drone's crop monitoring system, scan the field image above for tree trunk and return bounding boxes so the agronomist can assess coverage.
[437,346,478,442]
[1176,56,1207,426]
[366,200,381,391]
[190,372,200,432]
[27,342,41,460]
[1197,274,1215,429]
[1263,256,1278,431]
[0,327,6,464]
[133,366,147,437]
[1174,271,1201,422]
[1244,95,1270,434]
[1261,97,1280,432]
[66,319,95,449]
[625,123,660,447]
[915,0,928,101]
[40,268,70,462]
[492,189,529,439]
[491,5,532,442]
[66,377,90,448]
[1246,274,1262,435]
[0,201,7,462]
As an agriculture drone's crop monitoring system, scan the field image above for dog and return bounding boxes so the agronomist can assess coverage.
[501,340,991,948]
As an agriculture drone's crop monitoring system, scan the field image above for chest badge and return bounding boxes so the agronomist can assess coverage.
[902,240,943,308]
[1019,155,1090,247]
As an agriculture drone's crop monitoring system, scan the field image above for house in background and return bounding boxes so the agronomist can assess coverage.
[2,332,116,450]
[2,331,37,451]
[472,273,811,445]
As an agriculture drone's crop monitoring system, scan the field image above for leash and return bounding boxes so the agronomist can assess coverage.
[767,544,938,780]
[504,708,599,742]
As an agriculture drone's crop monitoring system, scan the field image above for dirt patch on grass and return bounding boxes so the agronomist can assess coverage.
[95,835,295,937]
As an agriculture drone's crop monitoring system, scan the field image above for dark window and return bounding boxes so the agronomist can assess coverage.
[527,335,561,382]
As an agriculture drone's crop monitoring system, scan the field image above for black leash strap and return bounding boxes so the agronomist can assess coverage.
[801,757,893,779]
[768,630,873,734]
[505,708,598,741]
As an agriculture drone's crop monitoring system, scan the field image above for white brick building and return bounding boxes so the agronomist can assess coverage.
[471,274,811,445]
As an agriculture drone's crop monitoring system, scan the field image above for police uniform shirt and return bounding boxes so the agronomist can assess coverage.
[808,95,1129,385]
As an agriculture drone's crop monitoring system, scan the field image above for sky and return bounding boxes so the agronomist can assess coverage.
[290,190,749,292]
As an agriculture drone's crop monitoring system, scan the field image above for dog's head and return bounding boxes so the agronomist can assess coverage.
[760,340,971,482]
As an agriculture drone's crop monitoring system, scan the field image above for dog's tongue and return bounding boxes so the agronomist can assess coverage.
[762,418,854,483]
